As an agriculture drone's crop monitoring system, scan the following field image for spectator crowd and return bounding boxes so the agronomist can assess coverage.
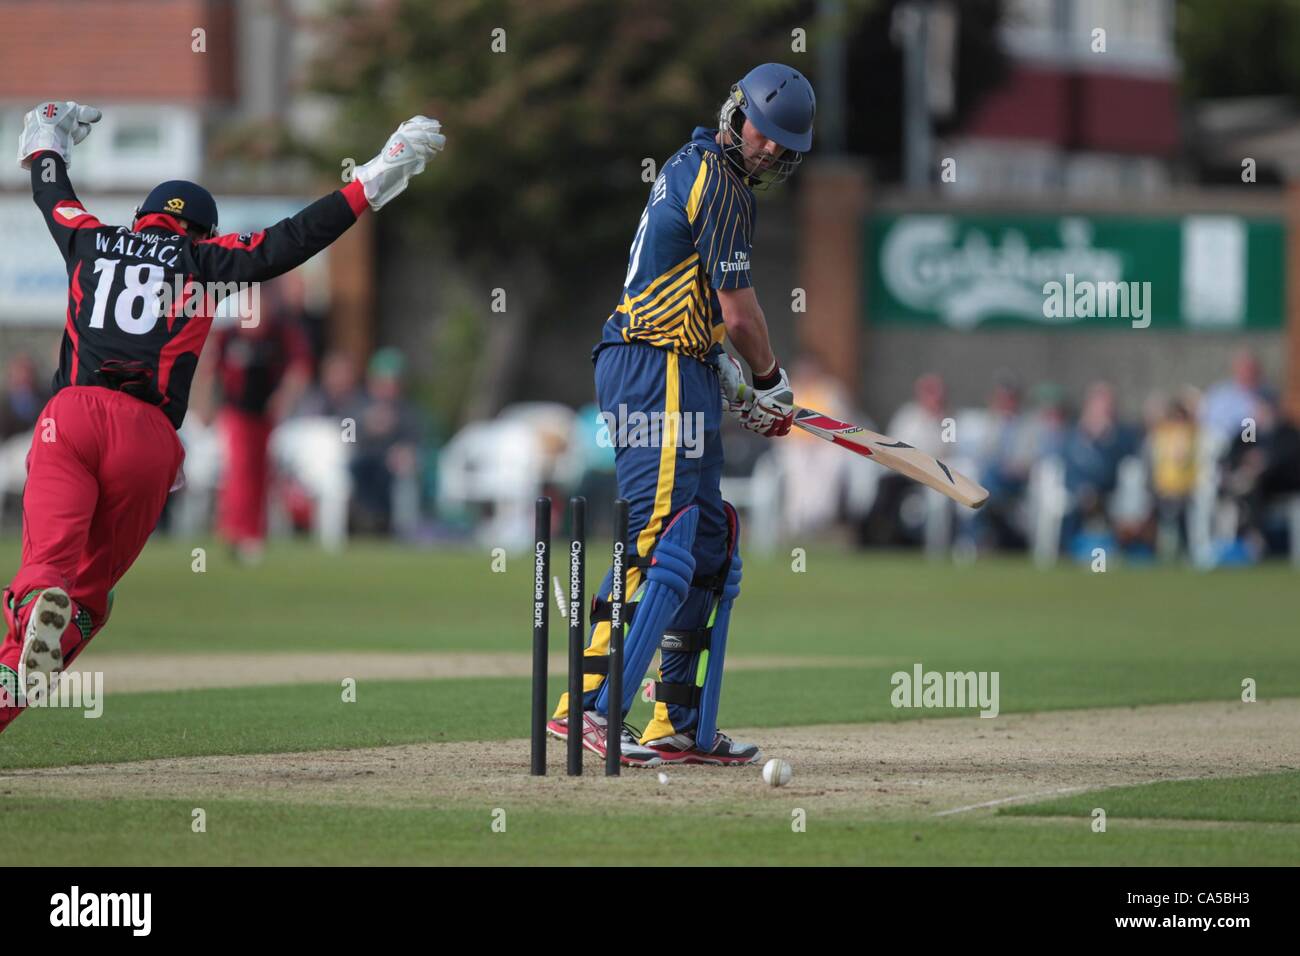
[843,349,1300,564]
[3,325,1297,566]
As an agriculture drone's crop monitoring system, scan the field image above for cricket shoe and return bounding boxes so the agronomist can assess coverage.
[643,730,761,766]
[17,587,72,706]
[545,716,570,741]
[550,712,663,767]
[544,715,587,743]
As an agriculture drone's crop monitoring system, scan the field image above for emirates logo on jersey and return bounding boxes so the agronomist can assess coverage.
[720,250,750,273]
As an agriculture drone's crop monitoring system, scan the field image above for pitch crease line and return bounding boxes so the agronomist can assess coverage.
[934,786,1092,817]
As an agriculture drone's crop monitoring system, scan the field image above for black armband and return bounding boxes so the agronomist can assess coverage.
[752,362,782,391]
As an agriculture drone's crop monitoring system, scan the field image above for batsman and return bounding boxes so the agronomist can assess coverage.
[1,101,445,731]
[548,64,815,766]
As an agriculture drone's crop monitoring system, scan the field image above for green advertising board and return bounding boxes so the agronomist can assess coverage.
[867,213,1285,330]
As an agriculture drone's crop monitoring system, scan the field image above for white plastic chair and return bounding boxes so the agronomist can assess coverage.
[843,453,881,525]
[1188,429,1229,568]
[498,402,580,484]
[1287,496,1300,568]
[269,417,352,551]
[923,452,980,559]
[437,416,547,551]
[1110,455,1152,525]
[719,448,784,556]
[172,418,221,537]
[1028,456,1067,567]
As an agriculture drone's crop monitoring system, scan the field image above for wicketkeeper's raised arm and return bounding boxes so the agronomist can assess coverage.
[18,101,104,262]
[190,185,368,283]
[28,151,101,263]
[192,116,446,284]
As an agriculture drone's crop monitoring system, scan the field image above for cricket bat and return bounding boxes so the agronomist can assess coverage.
[736,384,989,509]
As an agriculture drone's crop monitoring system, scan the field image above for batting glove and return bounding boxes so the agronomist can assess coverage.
[18,101,102,170]
[746,362,795,437]
[352,115,446,211]
[715,352,755,424]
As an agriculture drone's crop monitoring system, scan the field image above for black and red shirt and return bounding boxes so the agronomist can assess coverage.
[214,320,311,416]
[30,151,368,428]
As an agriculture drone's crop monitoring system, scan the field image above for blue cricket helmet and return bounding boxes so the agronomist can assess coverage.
[136,180,218,236]
[719,63,816,188]
[734,63,816,151]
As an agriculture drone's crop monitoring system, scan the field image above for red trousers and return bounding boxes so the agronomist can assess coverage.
[2,387,182,724]
[216,408,272,547]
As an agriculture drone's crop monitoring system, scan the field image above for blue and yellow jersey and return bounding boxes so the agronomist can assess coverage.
[596,127,756,362]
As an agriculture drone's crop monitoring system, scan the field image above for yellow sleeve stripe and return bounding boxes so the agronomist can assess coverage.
[701,160,730,269]
[685,159,710,225]
[694,155,753,277]
[711,177,736,271]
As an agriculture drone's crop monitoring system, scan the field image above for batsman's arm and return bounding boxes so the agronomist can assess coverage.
[717,286,777,380]
[692,158,775,376]
[29,152,103,263]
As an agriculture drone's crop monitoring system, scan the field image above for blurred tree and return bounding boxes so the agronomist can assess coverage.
[1177,0,1300,100]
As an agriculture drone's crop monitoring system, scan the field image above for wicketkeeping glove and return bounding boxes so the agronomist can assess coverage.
[352,116,446,211]
[18,101,102,170]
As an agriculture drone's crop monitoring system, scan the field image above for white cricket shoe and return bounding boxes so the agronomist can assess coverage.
[643,730,762,766]
[18,587,71,706]
[546,712,663,768]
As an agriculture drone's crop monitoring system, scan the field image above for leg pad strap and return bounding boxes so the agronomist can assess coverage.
[654,681,701,708]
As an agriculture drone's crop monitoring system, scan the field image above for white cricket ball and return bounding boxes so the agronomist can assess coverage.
[657,772,670,785]
[762,758,792,787]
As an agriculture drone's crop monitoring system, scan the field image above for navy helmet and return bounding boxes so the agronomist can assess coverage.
[719,63,816,188]
[136,180,218,237]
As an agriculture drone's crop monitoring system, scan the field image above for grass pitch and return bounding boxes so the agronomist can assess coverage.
[0,537,1296,865]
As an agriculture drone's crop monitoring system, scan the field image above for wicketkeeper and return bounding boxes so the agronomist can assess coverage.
[548,64,815,766]
[0,101,445,731]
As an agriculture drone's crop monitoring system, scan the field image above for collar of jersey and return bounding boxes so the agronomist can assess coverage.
[132,213,187,235]
[690,125,751,190]
[690,126,723,156]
